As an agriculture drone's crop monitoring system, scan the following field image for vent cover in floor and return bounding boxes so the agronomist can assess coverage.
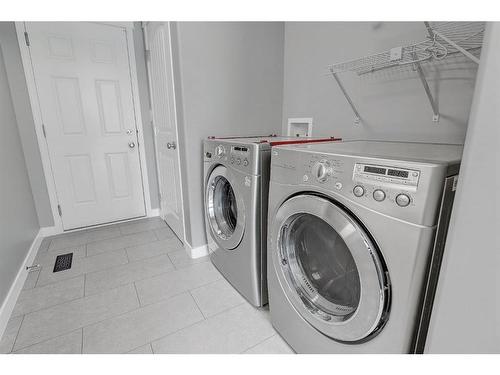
[53,253,73,273]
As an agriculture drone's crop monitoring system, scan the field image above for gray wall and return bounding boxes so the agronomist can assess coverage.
[172,22,284,248]
[425,23,500,353]
[0,44,40,310]
[282,22,478,144]
[0,22,53,227]
[0,22,159,231]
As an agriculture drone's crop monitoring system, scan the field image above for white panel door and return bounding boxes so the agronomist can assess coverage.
[26,22,146,230]
[144,22,185,241]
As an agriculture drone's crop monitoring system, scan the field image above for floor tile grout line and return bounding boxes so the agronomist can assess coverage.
[12,259,214,323]
[83,273,87,297]
[20,259,182,319]
[240,333,278,354]
[10,327,83,354]
[148,301,251,353]
[8,264,221,351]
[132,282,141,306]
[188,290,206,320]
[33,268,42,289]
[10,314,25,354]
[13,282,245,353]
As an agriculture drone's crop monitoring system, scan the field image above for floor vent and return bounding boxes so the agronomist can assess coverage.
[53,253,73,273]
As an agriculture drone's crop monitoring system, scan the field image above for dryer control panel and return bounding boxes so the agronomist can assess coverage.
[351,163,421,208]
[353,163,420,187]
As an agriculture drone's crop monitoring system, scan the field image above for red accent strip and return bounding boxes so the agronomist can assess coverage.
[269,137,342,146]
[208,134,277,140]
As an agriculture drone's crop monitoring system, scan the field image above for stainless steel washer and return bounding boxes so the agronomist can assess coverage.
[204,136,339,307]
[267,140,462,352]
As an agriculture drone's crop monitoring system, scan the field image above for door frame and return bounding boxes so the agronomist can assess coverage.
[15,21,154,235]
[142,21,187,245]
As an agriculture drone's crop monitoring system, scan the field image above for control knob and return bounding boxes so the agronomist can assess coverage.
[312,161,331,182]
[215,145,225,158]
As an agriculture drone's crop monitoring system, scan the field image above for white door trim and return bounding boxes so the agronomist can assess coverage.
[143,21,187,246]
[15,22,154,234]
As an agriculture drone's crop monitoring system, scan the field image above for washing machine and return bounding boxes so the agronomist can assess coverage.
[203,135,340,307]
[267,140,462,353]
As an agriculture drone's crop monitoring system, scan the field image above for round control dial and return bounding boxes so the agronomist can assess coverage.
[396,193,411,207]
[373,189,386,202]
[215,145,225,158]
[353,185,365,197]
[312,161,331,182]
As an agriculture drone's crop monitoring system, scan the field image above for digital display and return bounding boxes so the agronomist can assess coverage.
[364,166,386,175]
[387,169,409,178]
[232,146,248,152]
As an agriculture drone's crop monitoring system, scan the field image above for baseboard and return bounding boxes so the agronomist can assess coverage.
[184,242,209,259]
[39,225,59,237]
[0,229,43,341]
[148,208,160,217]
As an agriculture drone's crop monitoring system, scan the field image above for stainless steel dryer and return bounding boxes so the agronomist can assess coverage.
[203,136,339,307]
[267,140,462,353]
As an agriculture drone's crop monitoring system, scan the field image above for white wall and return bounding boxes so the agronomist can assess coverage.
[0,44,39,313]
[171,22,285,248]
[282,22,478,144]
[425,22,500,353]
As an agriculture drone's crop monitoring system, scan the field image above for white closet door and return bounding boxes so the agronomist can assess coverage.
[145,22,185,241]
[27,22,146,230]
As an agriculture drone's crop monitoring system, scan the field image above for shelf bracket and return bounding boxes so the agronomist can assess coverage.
[330,71,361,125]
[413,56,440,122]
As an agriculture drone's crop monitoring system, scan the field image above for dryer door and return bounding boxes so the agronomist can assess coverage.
[205,165,245,250]
[272,194,390,343]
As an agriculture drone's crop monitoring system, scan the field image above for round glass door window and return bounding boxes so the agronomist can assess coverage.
[282,213,361,321]
[210,175,238,239]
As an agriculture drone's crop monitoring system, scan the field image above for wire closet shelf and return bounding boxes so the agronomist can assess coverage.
[328,22,486,124]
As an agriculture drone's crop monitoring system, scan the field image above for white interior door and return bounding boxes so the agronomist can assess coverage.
[144,22,185,241]
[26,22,146,230]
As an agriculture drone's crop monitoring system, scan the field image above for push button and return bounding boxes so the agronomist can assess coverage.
[236,158,241,165]
[243,159,248,166]
[396,193,411,207]
[373,189,386,202]
[353,185,364,197]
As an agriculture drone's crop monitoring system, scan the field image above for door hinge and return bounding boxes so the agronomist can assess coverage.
[24,31,30,46]
[42,124,47,138]
[57,204,62,216]
[145,49,151,62]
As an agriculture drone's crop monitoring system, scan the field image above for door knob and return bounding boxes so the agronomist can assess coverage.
[167,142,177,150]
[128,142,136,148]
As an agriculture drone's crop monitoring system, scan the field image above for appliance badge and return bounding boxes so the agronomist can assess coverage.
[244,176,251,187]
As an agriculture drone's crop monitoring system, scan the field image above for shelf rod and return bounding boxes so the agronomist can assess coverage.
[330,71,361,124]
[413,58,440,122]
[424,21,480,65]
[433,30,480,64]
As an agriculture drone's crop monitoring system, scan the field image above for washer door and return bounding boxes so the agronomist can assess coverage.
[272,194,390,343]
[205,165,245,250]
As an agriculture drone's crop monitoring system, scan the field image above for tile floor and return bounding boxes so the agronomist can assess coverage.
[0,217,293,354]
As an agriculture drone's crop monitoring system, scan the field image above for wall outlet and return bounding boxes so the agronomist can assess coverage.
[287,118,313,137]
